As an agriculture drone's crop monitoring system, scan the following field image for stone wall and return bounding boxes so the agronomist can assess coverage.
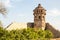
[27,22,34,28]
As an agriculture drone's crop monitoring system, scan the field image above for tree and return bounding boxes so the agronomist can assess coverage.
[0,2,7,15]
[0,2,7,28]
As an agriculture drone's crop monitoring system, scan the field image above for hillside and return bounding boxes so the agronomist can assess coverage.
[45,23,60,38]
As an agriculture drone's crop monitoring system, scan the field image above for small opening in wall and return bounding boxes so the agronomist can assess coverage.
[43,16,44,18]
[37,10,38,13]
[39,16,41,19]
[41,10,42,12]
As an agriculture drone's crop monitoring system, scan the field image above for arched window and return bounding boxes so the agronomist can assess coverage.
[39,16,41,19]
[41,10,42,12]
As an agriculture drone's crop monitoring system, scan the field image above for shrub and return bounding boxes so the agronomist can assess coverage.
[0,27,53,40]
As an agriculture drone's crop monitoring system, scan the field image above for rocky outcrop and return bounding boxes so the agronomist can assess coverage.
[45,23,60,38]
[6,22,27,31]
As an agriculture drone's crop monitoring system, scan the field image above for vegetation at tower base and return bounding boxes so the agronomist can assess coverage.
[0,27,53,40]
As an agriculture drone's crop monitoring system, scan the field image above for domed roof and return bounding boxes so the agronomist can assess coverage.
[33,4,46,11]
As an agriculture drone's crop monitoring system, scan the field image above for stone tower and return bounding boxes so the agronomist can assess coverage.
[33,4,46,30]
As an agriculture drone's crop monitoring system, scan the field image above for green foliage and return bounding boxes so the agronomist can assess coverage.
[45,30,53,38]
[0,27,53,40]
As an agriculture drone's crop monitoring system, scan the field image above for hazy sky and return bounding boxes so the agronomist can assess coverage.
[0,0,60,31]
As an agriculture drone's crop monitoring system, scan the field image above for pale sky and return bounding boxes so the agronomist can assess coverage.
[0,0,60,31]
